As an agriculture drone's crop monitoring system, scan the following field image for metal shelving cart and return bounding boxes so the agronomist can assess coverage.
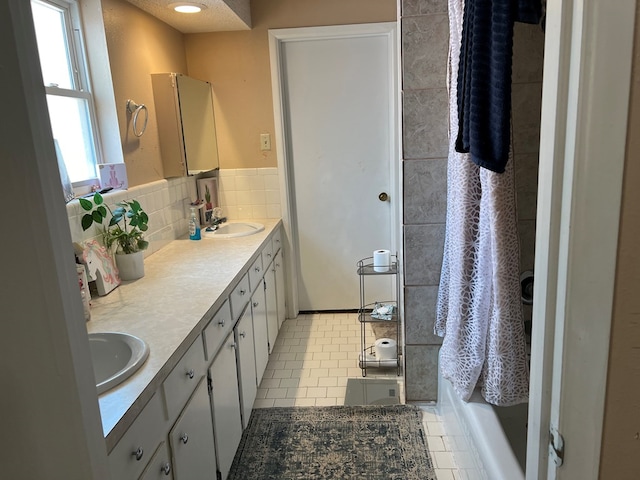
[357,255,401,377]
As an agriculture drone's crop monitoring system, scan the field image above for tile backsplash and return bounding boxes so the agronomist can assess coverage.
[217,168,281,220]
[65,177,197,257]
[65,168,281,257]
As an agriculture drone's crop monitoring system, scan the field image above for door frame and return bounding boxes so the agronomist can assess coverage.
[527,0,636,478]
[268,23,400,318]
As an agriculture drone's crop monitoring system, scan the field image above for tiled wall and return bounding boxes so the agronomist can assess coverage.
[217,168,282,220]
[400,0,544,400]
[65,177,197,256]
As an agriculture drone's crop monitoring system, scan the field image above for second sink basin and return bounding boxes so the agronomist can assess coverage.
[202,222,265,238]
[88,332,149,394]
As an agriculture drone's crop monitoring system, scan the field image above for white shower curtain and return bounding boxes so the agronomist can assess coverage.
[435,0,530,406]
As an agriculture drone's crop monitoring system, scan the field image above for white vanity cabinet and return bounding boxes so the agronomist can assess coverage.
[251,280,269,382]
[208,331,243,480]
[168,377,217,480]
[104,223,286,480]
[234,305,258,429]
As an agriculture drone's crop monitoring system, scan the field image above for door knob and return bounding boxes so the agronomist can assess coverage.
[378,192,389,202]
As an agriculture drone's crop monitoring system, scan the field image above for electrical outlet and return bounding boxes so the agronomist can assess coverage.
[260,133,271,151]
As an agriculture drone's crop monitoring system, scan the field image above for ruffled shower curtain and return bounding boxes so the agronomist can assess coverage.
[435,0,530,406]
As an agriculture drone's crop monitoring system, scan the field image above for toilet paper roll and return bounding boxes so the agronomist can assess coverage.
[373,249,391,272]
[374,338,397,360]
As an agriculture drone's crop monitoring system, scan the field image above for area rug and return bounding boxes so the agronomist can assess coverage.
[227,405,436,480]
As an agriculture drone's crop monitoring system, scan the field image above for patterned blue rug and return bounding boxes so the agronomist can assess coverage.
[227,405,436,480]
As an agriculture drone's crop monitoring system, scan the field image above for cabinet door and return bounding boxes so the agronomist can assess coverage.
[251,281,269,382]
[139,441,173,480]
[274,251,286,329]
[168,378,217,480]
[235,306,257,429]
[209,332,243,480]
[264,267,279,354]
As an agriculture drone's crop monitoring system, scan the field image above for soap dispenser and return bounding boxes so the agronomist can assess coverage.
[189,207,201,240]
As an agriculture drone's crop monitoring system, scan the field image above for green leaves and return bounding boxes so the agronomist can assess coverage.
[77,193,150,253]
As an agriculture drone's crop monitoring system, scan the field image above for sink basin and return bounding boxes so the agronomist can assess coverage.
[88,332,149,394]
[202,222,265,238]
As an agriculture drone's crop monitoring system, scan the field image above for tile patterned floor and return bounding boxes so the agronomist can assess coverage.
[252,313,462,479]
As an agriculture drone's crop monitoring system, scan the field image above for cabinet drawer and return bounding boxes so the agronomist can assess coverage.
[139,441,173,480]
[163,337,206,422]
[261,239,274,267]
[203,299,232,362]
[271,228,282,254]
[248,255,263,294]
[108,393,165,480]
[230,273,250,322]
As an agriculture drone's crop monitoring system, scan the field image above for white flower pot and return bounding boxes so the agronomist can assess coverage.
[115,251,145,281]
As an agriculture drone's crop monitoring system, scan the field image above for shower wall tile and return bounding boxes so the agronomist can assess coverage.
[403,158,448,224]
[402,0,447,16]
[404,224,446,286]
[403,88,449,159]
[405,344,440,401]
[515,153,540,221]
[512,82,543,155]
[402,14,449,90]
[518,220,537,272]
[513,23,546,84]
[405,285,442,344]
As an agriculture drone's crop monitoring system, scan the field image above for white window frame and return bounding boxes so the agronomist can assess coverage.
[32,0,104,190]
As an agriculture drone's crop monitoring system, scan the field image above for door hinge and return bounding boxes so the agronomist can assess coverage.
[549,426,564,467]
[207,376,213,396]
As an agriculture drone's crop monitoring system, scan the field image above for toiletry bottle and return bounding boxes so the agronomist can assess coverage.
[189,207,201,240]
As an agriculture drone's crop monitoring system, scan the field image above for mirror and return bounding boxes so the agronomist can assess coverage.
[151,73,220,177]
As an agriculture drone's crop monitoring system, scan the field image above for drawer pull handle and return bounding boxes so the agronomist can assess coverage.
[267,253,272,258]
[255,267,261,273]
[161,462,171,475]
[239,289,246,296]
[180,433,189,444]
[186,369,195,379]
[218,318,225,327]
[239,331,246,338]
[132,447,144,461]
[276,263,281,268]
[253,302,259,308]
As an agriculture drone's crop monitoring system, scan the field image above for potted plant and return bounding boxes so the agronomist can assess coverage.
[79,192,149,280]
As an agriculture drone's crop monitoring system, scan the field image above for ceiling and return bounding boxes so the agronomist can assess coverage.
[124,0,251,33]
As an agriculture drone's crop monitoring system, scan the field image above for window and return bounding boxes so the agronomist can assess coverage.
[31,0,100,186]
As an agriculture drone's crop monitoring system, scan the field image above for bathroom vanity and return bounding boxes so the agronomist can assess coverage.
[87,219,284,480]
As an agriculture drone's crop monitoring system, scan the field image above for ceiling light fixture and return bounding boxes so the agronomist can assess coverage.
[170,3,206,13]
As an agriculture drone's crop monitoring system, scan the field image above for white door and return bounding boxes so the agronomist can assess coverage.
[526,1,635,479]
[270,24,398,312]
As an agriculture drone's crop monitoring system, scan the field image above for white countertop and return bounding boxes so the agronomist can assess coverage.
[86,219,281,450]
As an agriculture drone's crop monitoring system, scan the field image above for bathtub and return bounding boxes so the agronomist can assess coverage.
[437,366,528,480]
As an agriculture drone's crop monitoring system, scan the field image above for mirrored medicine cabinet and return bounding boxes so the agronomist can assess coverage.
[151,72,220,177]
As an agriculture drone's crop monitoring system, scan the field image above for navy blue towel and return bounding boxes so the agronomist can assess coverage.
[455,0,542,173]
